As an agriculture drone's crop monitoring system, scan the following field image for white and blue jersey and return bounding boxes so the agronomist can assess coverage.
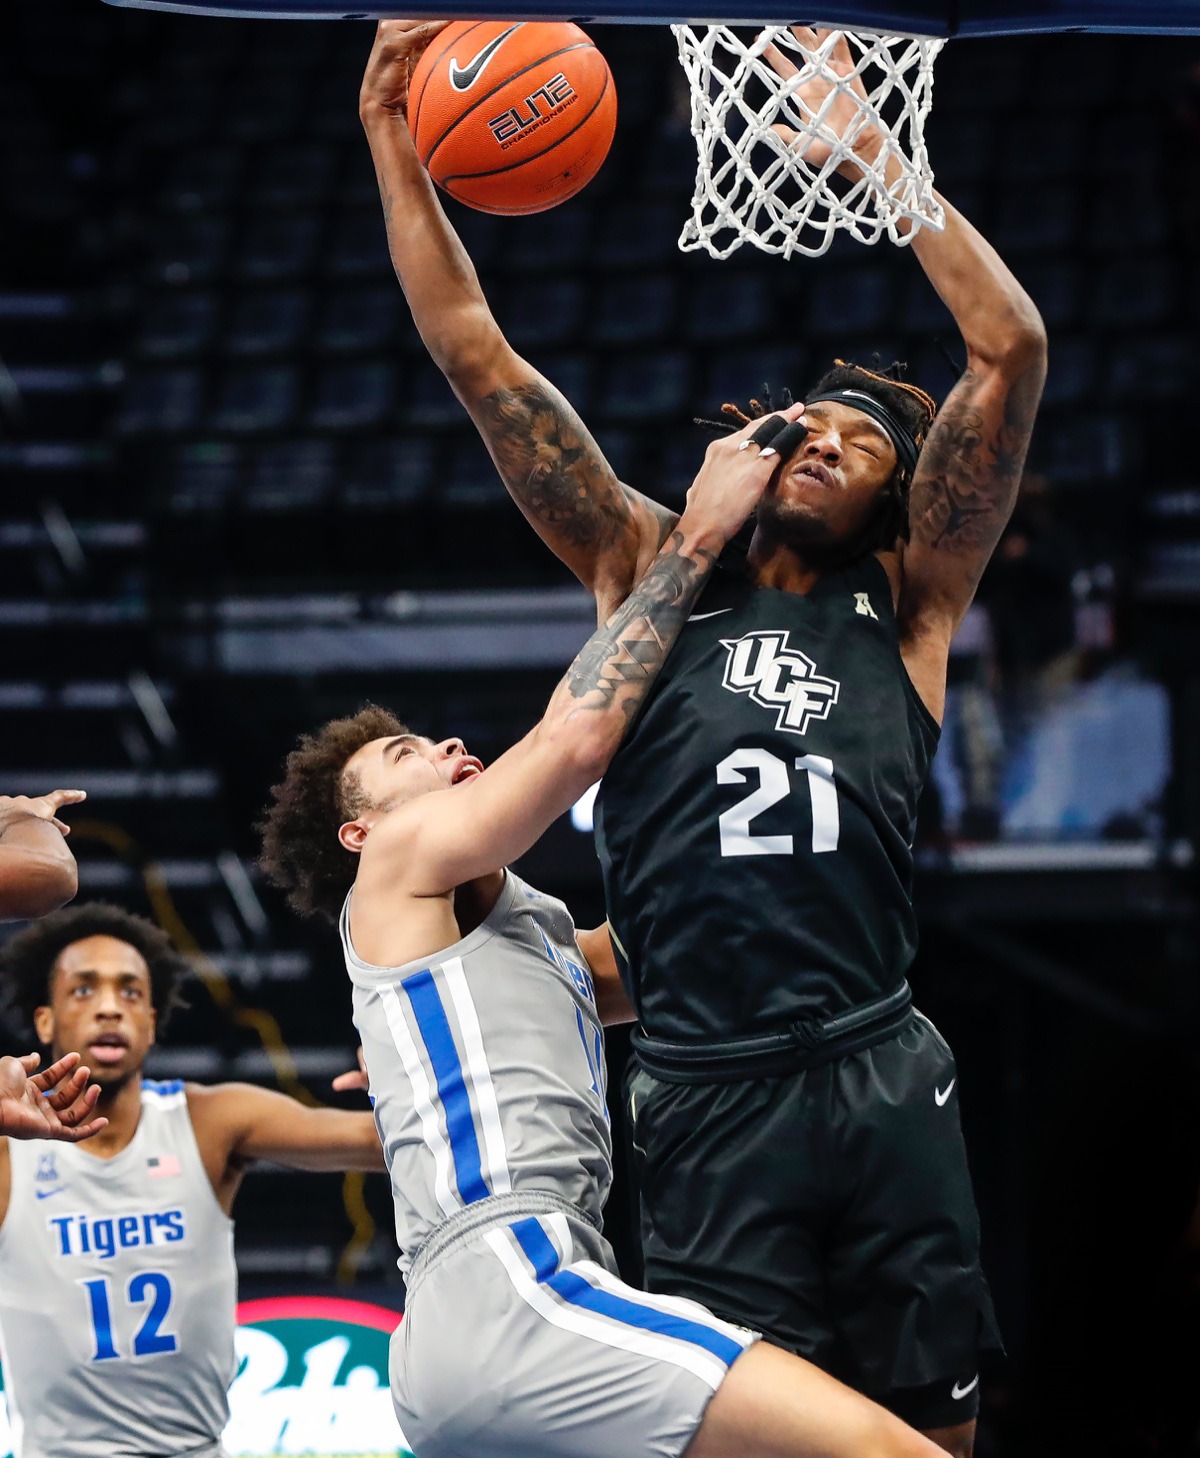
[341,868,756,1458]
[0,1079,236,1458]
[342,868,612,1271]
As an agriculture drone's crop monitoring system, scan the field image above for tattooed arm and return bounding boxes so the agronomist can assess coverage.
[356,409,802,897]
[359,22,674,615]
[895,191,1048,722]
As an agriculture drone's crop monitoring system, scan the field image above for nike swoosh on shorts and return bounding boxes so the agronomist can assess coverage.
[449,24,522,92]
[952,1374,979,1400]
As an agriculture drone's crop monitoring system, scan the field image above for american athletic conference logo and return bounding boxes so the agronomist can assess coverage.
[719,630,840,735]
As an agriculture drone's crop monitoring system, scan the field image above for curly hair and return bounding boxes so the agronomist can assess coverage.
[258,704,409,923]
[0,902,190,1039]
[697,359,938,553]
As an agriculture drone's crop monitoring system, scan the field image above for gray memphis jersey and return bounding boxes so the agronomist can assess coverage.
[0,1079,236,1458]
[342,869,612,1275]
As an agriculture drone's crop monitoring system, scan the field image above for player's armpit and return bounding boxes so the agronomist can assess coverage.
[195,1082,385,1174]
[897,349,1046,721]
[576,925,636,1027]
[467,365,677,615]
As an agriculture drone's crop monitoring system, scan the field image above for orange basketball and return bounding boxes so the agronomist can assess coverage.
[408,20,617,216]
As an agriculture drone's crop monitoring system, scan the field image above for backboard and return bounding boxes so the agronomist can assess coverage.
[97,0,1200,33]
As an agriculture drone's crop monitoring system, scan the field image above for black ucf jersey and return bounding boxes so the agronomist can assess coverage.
[594,552,939,1040]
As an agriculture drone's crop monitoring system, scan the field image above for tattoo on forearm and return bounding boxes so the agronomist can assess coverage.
[564,532,714,719]
[909,364,1043,558]
[477,383,628,551]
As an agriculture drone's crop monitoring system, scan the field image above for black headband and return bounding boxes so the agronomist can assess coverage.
[804,388,922,478]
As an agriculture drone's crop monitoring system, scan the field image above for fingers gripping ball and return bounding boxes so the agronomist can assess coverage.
[408,21,617,215]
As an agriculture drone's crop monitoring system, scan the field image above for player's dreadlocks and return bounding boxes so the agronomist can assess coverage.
[697,359,938,552]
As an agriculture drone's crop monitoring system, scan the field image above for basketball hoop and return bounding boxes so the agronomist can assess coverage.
[672,26,946,260]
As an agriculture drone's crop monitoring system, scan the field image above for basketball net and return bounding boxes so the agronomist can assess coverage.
[672,26,946,260]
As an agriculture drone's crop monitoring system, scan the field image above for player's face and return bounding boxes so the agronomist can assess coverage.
[344,733,485,814]
[34,936,157,1093]
[757,401,899,550]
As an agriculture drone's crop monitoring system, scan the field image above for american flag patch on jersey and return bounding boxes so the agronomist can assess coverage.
[147,1155,181,1178]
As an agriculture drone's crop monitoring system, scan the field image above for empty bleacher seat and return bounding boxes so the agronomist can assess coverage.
[340,437,435,510]
[700,347,802,409]
[1038,336,1095,410]
[442,437,503,508]
[209,365,299,434]
[158,146,245,213]
[598,349,691,422]
[993,184,1079,254]
[251,142,338,208]
[685,273,773,343]
[325,210,391,278]
[150,215,232,285]
[316,285,403,354]
[592,275,678,345]
[138,291,219,360]
[116,368,205,437]
[1043,413,1130,484]
[808,266,893,338]
[595,202,681,268]
[311,360,397,431]
[998,112,1086,181]
[1093,258,1175,329]
[1021,259,1081,331]
[501,278,587,350]
[225,289,310,357]
[1103,333,1195,401]
[405,361,468,428]
[162,443,242,515]
[243,439,336,513]
[500,205,593,273]
[235,212,321,283]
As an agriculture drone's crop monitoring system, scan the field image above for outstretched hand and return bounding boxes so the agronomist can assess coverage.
[360,18,450,118]
[0,788,87,838]
[0,1051,107,1143]
[332,1046,369,1095]
[762,26,884,178]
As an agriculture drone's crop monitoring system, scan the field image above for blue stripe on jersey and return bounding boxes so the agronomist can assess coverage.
[510,1217,559,1281]
[402,968,489,1205]
[509,1219,744,1367]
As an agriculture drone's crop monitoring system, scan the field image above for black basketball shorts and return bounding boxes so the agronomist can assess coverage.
[625,1010,1003,1432]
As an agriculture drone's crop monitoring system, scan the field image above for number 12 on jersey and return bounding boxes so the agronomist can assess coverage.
[717,748,839,857]
[80,1271,178,1361]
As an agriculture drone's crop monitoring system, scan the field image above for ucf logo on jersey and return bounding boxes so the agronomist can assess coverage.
[720,630,840,735]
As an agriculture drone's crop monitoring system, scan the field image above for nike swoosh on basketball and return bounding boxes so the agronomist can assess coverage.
[952,1374,979,1400]
[689,609,732,622]
[935,1078,956,1106]
[448,25,522,92]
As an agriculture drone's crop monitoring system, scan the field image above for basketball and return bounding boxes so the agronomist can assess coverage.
[408,20,617,215]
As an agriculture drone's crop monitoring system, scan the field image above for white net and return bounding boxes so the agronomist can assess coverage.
[672,25,946,260]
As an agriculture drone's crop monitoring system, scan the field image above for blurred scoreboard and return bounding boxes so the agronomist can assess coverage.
[0,1296,414,1457]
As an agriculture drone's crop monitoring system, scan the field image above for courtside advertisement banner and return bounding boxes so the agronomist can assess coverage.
[0,1295,413,1457]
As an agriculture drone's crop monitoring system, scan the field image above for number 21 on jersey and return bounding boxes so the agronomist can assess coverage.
[716,748,839,857]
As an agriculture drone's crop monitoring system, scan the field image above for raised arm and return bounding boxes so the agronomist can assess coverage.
[895,199,1046,711]
[0,791,86,920]
[359,21,675,616]
[358,408,805,896]
[189,1082,385,1177]
[767,28,1047,721]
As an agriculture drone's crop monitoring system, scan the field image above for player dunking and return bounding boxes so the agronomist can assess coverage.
[0,902,385,1458]
[363,20,1047,1456]
[260,421,946,1458]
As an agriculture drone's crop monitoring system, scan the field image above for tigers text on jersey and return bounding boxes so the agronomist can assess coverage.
[0,1080,236,1458]
[341,869,612,1275]
[595,553,939,1037]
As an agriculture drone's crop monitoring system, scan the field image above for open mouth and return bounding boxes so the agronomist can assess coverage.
[88,1033,129,1066]
[795,463,834,488]
[451,758,484,786]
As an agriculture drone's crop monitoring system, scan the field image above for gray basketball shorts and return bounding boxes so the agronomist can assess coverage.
[392,1206,758,1458]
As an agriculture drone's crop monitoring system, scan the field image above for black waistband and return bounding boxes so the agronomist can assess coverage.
[631,981,914,1084]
